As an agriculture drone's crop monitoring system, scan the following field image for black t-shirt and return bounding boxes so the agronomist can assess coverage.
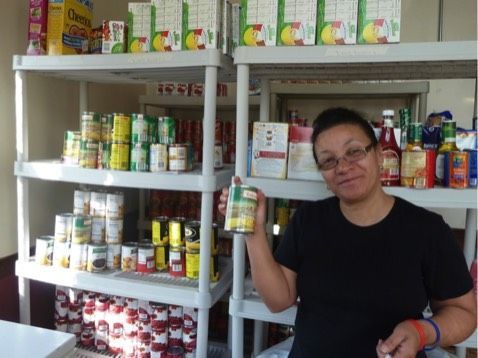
[274,196,472,358]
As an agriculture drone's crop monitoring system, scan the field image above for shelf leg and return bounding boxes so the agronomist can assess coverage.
[260,79,270,122]
[79,81,88,128]
[463,208,477,267]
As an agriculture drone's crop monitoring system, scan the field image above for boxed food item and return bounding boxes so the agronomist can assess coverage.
[357,0,401,44]
[27,0,48,55]
[128,2,151,53]
[102,20,126,54]
[231,3,241,53]
[182,0,222,50]
[251,122,289,179]
[47,0,93,55]
[287,126,324,181]
[89,25,102,54]
[240,0,279,46]
[317,0,358,45]
[277,0,317,46]
[151,0,183,51]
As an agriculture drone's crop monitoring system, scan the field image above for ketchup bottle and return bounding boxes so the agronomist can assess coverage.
[379,110,401,186]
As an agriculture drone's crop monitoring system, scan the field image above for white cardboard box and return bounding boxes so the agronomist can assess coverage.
[287,126,324,181]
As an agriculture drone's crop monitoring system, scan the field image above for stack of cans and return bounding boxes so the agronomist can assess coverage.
[182,306,198,356]
[79,112,101,169]
[81,291,96,347]
[54,286,69,333]
[97,114,113,170]
[107,295,125,355]
[168,217,186,277]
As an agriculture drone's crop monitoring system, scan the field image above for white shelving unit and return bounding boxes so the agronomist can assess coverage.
[230,41,478,358]
[13,50,235,358]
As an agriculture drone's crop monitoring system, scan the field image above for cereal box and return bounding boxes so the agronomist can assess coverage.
[317,0,358,45]
[102,21,126,54]
[287,126,324,181]
[89,25,102,54]
[240,0,278,46]
[277,0,317,46]
[47,0,93,55]
[251,122,289,179]
[128,2,151,53]
[182,0,222,50]
[151,0,183,52]
[358,0,401,44]
[27,0,48,55]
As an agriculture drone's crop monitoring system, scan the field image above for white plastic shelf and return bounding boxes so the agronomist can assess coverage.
[455,329,477,349]
[234,42,477,80]
[16,257,232,309]
[140,94,261,110]
[244,177,477,209]
[14,160,234,192]
[13,50,235,83]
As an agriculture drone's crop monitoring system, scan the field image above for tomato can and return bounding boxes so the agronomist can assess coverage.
[168,304,182,325]
[168,144,188,172]
[101,114,114,142]
[158,116,176,145]
[35,235,54,265]
[91,216,106,243]
[130,142,150,172]
[151,326,168,353]
[108,333,123,355]
[467,149,477,187]
[69,242,87,271]
[81,111,101,142]
[168,324,183,348]
[121,242,138,272]
[185,249,200,280]
[123,334,136,356]
[97,142,112,170]
[152,216,169,246]
[182,325,197,352]
[137,242,156,273]
[54,213,73,242]
[150,143,168,172]
[79,140,99,169]
[448,151,469,189]
[112,113,131,143]
[71,214,92,244]
[106,191,124,219]
[224,184,258,234]
[68,288,83,305]
[169,217,185,247]
[183,307,198,327]
[106,217,123,244]
[110,142,130,171]
[166,345,184,358]
[80,326,95,347]
[87,242,107,272]
[150,303,168,329]
[155,245,169,272]
[73,189,91,215]
[169,246,185,277]
[131,113,150,143]
[95,327,108,351]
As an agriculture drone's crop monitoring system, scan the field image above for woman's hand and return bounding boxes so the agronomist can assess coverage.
[376,320,421,358]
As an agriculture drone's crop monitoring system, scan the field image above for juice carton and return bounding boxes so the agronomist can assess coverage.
[128,2,151,53]
[287,126,324,181]
[277,0,317,46]
[231,3,241,53]
[317,0,358,45]
[27,0,48,55]
[358,0,401,44]
[151,0,183,52]
[102,21,126,54]
[240,0,278,46]
[47,0,93,55]
[182,0,222,50]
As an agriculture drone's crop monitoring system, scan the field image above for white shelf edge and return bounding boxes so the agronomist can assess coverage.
[16,257,232,309]
[245,177,477,209]
[14,160,234,192]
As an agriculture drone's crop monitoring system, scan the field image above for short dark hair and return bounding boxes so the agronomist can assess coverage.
[311,107,378,163]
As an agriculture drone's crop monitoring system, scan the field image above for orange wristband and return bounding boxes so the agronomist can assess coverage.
[407,319,426,351]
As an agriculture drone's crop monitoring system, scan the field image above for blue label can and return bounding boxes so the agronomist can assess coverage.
[467,149,477,187]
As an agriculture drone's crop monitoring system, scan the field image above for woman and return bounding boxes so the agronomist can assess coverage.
[218,107,476,357]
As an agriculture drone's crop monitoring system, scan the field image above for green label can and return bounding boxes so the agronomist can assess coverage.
[101,114,114,142]
[98,142,111,170]
[158,116,176,145]
[81,112,101,142]
[147,116,158,144]
[79,140,99,169]
[130,143,150,172]
[112,113,131,143]
[131,113,150,143]
[110,142,130,171]
[63,131,80,165]
[224,184,258,234]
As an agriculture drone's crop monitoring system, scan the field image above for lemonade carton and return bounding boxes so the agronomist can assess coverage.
[182,0,222,50]
[128,2,151,53]
[317,0,358,45]
[357,0,401,44]
[151,0,183,52]
[102,20,126,54]
[277,0,317,46]
[240,0,279,46]
[47,0,93,55]
[27,0,48,55]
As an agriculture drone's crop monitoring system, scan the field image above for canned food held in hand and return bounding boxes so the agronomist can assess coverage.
[224,184,258,234]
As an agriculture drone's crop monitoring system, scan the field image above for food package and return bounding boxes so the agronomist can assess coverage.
[277,0,317,46]
[128,2,151,53]
[317,0,358,45]
[287,126,324,181]
[27,0,48,55]
[182,0,221,50]
[357,0,400,44]
[240,0,279,46]
[151,0,183,51]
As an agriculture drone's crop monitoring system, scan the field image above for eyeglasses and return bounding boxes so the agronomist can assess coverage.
[317,143,375,171]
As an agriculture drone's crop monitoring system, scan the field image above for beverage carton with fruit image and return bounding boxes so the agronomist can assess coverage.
[47,0,93,55]
[151,0,183,52]
[317,0,358,45]
[358,0,401,44]
[240,0,278,47]
[128,2,151,53]
[277,0,317,46]
[102,20,126,54]
[182,0,222,50]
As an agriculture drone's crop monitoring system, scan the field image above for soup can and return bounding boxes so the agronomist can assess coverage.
[106,191,124,219]
[35,235,54,265]
[224,184,258,234]
[152,216,169,246]
[130,142,150,172]
[71,214,92,244]
[70,242,87,271]
[169,217,185,247]
[107,243,122,270]
[166,345,184,358]
[106,217,123,244]
[137,242,155,273]
[81,111,101,142]
[169,246,185,277]
[100,114,114,142]
[122,242,138,272]
[87,242,107,272]
[91,216,106,243]
[150,143,168,172]
[79,140,99,169]
[151,326,168,352]
[54,213,74,242]
[73,189,91,215]
[155,245,169,272]
[110,142,130,171]
[112,113,131,143]
[90,191,107,217]
[62,130,81,165]
[52,241,70,268]
[185,221,200,251]
[168,144,188,172]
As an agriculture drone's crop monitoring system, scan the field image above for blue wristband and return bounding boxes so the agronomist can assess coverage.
[423,318,441,351]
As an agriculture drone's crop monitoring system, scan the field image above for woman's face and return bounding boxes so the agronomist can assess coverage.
[314,124,382,204]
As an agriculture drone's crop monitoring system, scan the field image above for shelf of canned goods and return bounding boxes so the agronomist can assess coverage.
[230,41,478,358]
[13,49,234,358]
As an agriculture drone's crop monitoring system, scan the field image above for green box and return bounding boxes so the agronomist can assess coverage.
[240,0,279,46]
[182,0,221,50]
[151,0,183,52]
[277,0,317,46]
[357,0,401,44]
[317,0,358,45]
[128,2,152,53]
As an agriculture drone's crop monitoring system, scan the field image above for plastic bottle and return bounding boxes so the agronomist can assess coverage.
[379,110,401,186]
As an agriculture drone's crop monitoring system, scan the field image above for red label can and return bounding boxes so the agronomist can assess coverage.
[168,247,185,277]
[137,242,155,273]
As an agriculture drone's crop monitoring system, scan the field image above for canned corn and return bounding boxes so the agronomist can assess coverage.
[81,112,101,142]
[112,113,131,143]
[100,114,114,142]
[110,142,130,171]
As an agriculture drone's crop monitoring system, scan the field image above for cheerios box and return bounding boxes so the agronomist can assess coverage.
[287,126,324,181]
[251,122,289,179]
[128,2,151,53]
[277,0,317,46]
[357,0,401,44]
[182,0,222,50]
[47,0,93,55]
[240,0,278,47]
[317,0,358,45]
[151,0,183,52]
